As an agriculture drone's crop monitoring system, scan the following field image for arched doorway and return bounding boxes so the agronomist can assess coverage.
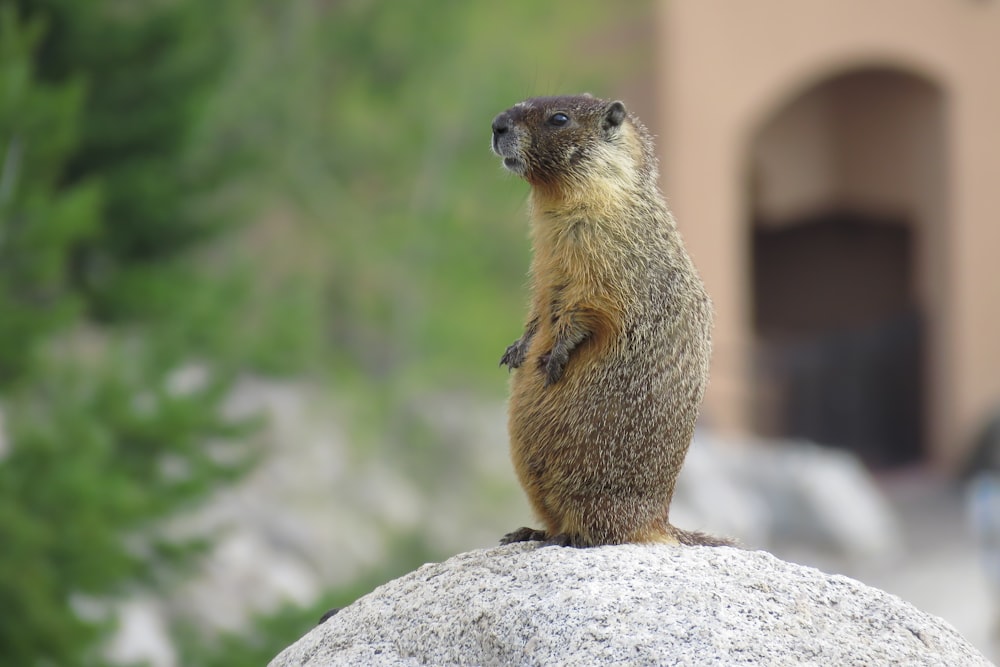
[747,67,946,469]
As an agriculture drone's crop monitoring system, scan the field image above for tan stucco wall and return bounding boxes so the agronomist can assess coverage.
[655,0,1000,467]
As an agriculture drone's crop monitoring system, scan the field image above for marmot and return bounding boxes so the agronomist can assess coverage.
[491,94,730,548]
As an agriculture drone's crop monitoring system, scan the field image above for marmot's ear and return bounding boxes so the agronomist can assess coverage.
[603,101,627,131]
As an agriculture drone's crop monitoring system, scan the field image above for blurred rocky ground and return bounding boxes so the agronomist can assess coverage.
[107,379,998,665]
[679,435,997,662]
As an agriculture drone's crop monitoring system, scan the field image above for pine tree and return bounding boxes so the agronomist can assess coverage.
[0,4,97,386]
[0,3,253,664]
[14,0,233,322]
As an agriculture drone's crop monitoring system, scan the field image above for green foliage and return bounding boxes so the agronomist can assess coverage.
[317,0,618,385]
[208,0,634,388]
[13,0,234,323]
[0,2,257,665]
[0,7,105,661]
[0,4,98,386]
[0,352,255,666]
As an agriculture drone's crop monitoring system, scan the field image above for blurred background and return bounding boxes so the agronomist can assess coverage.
[1,0,999,664]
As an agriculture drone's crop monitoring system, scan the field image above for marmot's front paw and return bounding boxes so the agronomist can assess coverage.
[500,339,527,369]
[539,350,567,386]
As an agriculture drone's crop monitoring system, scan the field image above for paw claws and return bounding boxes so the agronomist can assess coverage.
[543,533,590,548]
[500,527,548,544]
[500,342,526,370]
[539,352,564,386]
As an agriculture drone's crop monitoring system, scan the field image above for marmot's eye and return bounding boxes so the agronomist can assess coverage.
[548,112,570,127]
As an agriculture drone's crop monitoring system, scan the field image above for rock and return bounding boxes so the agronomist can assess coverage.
[268,544,990,667]
[675,435,904,562]
[966,472,1000,589]
[748,440,903,560]
[672,434,773,546]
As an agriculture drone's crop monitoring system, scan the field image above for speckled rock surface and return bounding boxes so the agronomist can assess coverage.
[268,544,992,667]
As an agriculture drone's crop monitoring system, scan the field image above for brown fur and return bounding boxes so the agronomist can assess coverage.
[491,94,730,547]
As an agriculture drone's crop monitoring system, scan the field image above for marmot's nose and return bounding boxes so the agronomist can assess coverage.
[492,112,510,136]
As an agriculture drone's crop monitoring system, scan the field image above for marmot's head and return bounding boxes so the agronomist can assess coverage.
[490,94,654,195]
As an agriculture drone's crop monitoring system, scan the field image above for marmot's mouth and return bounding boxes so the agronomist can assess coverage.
[503,157,525,173]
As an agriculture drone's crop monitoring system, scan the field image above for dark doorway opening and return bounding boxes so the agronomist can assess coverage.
[752,210,923,467]
[747,66,945,468]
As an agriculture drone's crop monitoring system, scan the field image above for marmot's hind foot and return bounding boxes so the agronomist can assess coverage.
[542,532,593,548]
[499,526,548,544]
[672,526,737,548]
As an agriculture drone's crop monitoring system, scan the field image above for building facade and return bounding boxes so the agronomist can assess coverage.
[656,0,1000,469]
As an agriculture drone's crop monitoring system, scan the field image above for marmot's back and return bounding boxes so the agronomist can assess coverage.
[492,94,727,547]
